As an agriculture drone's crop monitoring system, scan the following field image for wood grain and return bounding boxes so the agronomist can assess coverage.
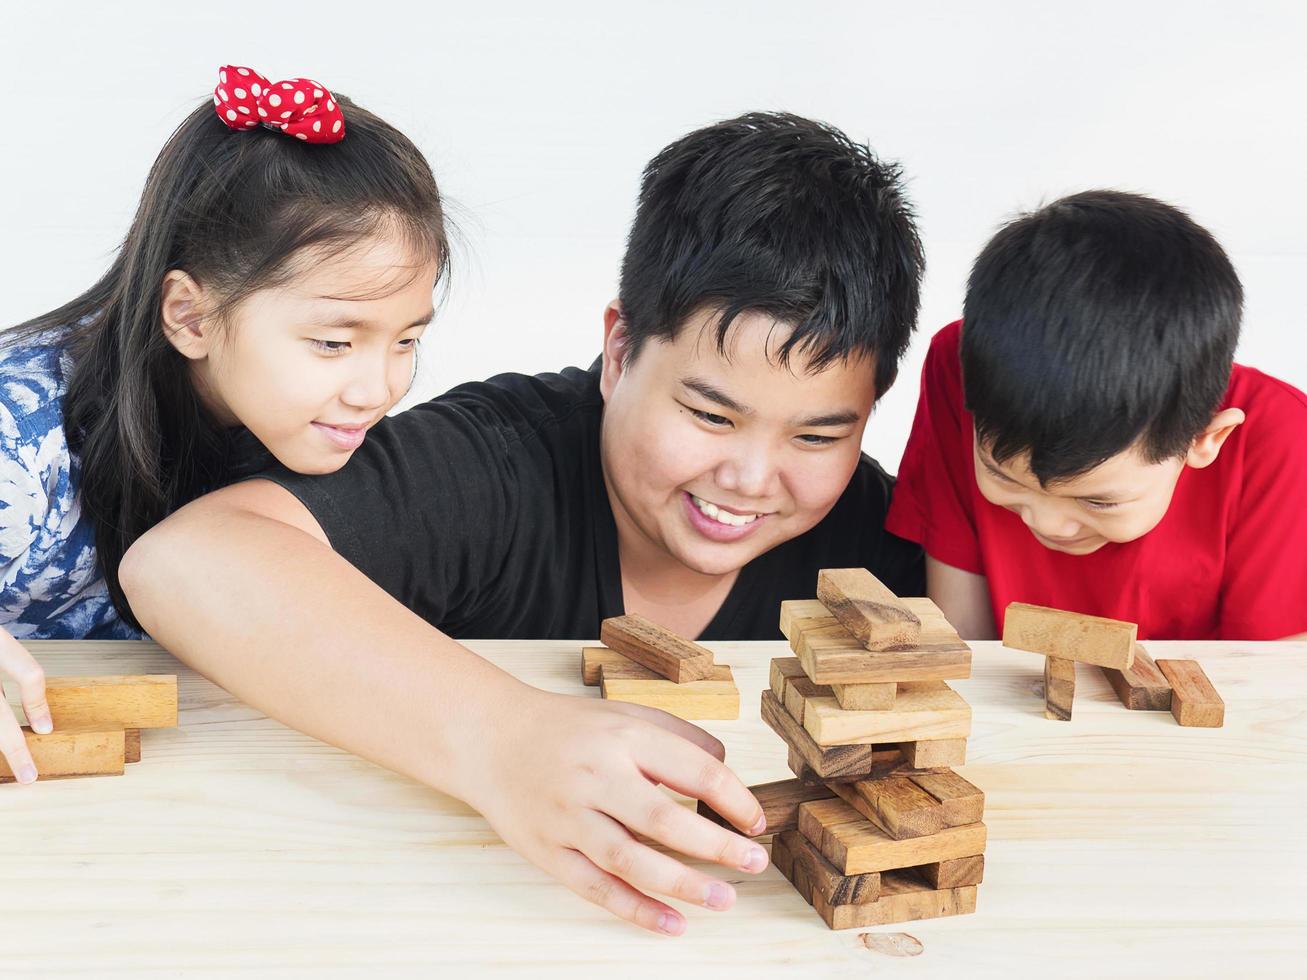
[793,604,972,685]
[124,729,141,764]
[599,614,714,682]
[1156,659,1225,728]
[800,681,972,746]
[44,675,177,729]
[760,690,884,780]
[1044,656,1076,721]
[908,769,985,827]
[918,854,985,889]
[816,568,921,650]
[810,868,978,930]
[798,797,988,875]
[1003,603,1137,669]
[1,727,126,782]
[581,646,654,686]
[899,738,968,768]
[599,664,738,719]
[830,776,945,840]
[831,680,896,710]
[779,829,881,906]
[1102,644,1173,711]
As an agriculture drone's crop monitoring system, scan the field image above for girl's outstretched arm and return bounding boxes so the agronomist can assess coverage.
[119,480,768,937]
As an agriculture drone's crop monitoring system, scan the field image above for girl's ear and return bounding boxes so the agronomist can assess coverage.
[599,299,631,402]
[160,271,216,360]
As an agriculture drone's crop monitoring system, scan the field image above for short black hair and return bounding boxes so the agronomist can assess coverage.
[961,189,1243,484]
[617,111,924,395]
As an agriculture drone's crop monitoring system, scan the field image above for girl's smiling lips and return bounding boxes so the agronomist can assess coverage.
[312,421,369,450]
[681,491,771,542]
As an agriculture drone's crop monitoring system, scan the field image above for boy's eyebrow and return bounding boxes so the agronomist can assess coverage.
[680,377,753,415]
[979,454,1022,484]
[792,409,862,427]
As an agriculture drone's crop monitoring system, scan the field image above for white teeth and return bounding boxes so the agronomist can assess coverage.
[690,494,759,527]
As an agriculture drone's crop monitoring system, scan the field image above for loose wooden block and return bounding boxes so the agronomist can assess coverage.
[780,830,881,906]
[581,646,656,686]
[779,599,838,639]
[783,674,827,726]
[769,830,796,880]
[1156,659,1225,728]
[811,869,978,929]
[600,664,738,720]
[1044,656,1076,722]
[43,675,178,729]
[917,854,985,889]
[1002,602,1136,669]
[790,598,972,684]
[768,657,809,701]
[797,797,988,875]
[907,769,985,827]
[760,690,883,781]
[831,680,897,711]
[786,744,917,785]
[1102,644,1173,711]
[599,614,714,683]
[816,568,922,650]
[800,681,972,746]
[697,777,836,837]
[899,738,967,768]
[830,776,944,840]
[0,728,126,782]
[124,729,141,764]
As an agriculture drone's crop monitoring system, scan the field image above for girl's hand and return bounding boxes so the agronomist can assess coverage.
[1,629,52,783]
[457,687,768,936]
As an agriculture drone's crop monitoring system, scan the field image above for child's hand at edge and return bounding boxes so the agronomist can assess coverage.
[1,629,54,783]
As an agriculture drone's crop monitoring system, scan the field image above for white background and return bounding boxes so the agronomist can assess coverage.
[2,1,1303,469]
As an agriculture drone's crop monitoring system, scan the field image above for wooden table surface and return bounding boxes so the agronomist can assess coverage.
[3,638,1305,978]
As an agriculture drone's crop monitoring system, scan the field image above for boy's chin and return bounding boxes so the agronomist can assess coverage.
[1031,531,1109,556]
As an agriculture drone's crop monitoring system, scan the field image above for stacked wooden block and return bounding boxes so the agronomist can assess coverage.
[1002,602,1224,727]
[710,568,986,930]
[580,614,740,720]
[0,675,179,782]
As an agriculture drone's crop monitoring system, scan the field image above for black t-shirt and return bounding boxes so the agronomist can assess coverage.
[260,363,924,640]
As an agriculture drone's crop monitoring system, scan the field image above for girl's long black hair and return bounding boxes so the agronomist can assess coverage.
[10,93,448,629]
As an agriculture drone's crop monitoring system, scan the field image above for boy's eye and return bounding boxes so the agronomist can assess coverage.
[797,434,838,447]
[1081,499,1119,511]
[311,339,350,353]
[688,407,732,427]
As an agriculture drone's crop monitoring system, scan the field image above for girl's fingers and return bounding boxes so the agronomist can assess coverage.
[551,844,685,936]
[604,701,725,761]
[0,704,38,784]
[604,779,768,877]
[580,809,743,912]
[0,632,51,734]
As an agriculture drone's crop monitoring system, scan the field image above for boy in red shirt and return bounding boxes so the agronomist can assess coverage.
[887,190,1307,640]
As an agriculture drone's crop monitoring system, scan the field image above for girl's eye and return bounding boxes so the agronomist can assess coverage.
[797,434,838,447]
[688,407,732,427]
[311,339,350,353]
[397,338,419,350]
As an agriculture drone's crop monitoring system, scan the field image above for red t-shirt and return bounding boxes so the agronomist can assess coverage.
[886,320,1307,640]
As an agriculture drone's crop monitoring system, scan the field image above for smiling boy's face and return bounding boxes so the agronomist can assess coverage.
[972,435,1193,555]
[598,305,877,577]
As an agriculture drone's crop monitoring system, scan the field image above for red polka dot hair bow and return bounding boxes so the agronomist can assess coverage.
[213,65,345,144]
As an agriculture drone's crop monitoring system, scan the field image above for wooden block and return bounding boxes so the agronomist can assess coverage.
[792,598,972,684]
[44,675,178,729]
[779,599,837,640]
[800,681,972,746]
[797,797,987,875]
[830,776,945,840]
[917,854,985,889]
[601,660,731,683]
[816,568,922,650]
[1044,656,1076,722]
[1156,660,1225,728]
[599,614,714,683]
[768,657,808,700]
[697,777,837,837]
[811,868,977,930]
[581,646,655,686]
[124,729,141,764]
[786,744,918,785]
[781,830,881,906]
[831,681,896,711]
[760,690,883,780]
[1002,602,1136,669]
[907,769,985,827]
[0,728,126,782]
[783,674,828,726]
[899,738,967,768]
[600,664,738,720]
[1102,644,1173,711]
[769,830,795,880]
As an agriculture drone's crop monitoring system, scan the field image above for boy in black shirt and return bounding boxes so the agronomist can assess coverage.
[123,113,925,936]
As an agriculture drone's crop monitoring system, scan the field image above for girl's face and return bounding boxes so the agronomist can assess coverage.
[165,232,439,474]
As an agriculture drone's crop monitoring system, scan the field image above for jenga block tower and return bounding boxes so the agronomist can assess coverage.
[714,570,989,929]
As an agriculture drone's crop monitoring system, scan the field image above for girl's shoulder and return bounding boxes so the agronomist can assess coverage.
[0,326,73,441]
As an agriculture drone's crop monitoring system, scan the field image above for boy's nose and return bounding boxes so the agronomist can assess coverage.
[1021,506,1082,542]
